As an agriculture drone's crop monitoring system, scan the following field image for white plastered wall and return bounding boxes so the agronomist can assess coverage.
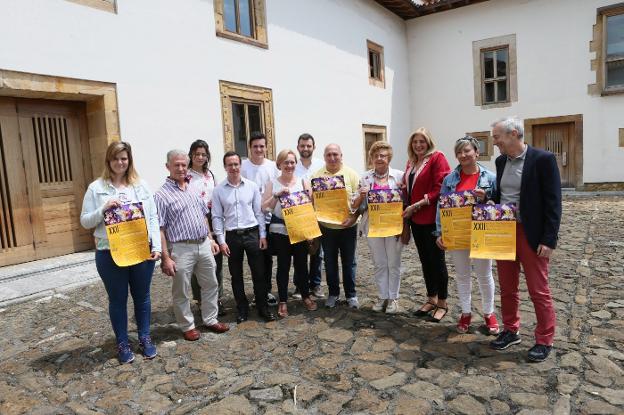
[406,0,624,184]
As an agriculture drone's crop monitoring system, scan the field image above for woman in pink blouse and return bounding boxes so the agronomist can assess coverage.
[187,140,225,315]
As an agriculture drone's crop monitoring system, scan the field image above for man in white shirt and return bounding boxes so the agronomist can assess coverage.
[294,133,325,299]
[212,151,277,323]
[240,132,279,306]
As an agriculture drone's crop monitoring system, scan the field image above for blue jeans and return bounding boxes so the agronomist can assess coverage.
[320,225,357,298]
[309,246,323,288]
[95,250,155,344]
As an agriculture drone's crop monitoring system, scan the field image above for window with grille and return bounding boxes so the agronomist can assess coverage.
[481,47,509,104]
[367,40,385,88]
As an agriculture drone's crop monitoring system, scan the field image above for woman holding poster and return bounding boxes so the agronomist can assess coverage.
[80,141,161,364]
[402,128,451,322]
[262,149,318,317]
[434,136,500,335]
[353,142,404,314]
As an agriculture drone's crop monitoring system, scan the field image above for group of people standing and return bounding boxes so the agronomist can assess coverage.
[81,116,561,365]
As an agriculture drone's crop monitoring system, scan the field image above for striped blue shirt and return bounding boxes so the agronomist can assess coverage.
[155,177,210,243]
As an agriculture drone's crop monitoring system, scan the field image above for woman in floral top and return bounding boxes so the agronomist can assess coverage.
[187,139,225,315]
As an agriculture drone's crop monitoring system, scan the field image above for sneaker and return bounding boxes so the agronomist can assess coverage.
[291,289,302,300]
[311,285,325,299]
[117,342,135,364]
[456,313,471,334]
[138,335,157,359]
[490,330,521,350]
[325,295,339,308]
[484,313,500,335]
[267,293,278,306]
[372,298,387,312]
[385,299,399,314]
[347,297,360,309]
[527,344,553,362]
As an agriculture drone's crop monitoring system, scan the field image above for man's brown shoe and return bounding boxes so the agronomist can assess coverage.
[183,328,201,341]
[206,322,230,333]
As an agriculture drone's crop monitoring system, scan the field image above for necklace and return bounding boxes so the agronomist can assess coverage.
[372,170,389,180]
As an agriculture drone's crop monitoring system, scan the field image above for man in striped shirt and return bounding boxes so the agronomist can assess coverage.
[156,149,229,341]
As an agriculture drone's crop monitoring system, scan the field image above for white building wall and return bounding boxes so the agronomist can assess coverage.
[406,0,624,184]
[0,0,411,185]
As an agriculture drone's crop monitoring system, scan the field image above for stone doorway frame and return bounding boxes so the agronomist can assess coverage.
[0,69,120,181]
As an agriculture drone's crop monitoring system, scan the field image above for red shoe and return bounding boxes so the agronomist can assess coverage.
[484,314,500,335]
[183,328,201,341]
[206,322,230,333]
[456,313,471,333]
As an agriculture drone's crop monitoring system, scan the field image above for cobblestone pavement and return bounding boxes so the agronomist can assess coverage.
[1,196,623,415]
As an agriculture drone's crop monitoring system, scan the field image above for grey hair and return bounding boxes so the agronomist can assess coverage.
[491,116,524,139]
[166,149,190,164]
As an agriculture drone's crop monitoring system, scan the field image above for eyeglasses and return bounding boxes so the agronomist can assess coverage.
[372,153,389,159]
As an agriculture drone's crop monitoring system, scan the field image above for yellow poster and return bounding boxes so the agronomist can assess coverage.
[438,191,478,250]
[104,202,151,267]
[469,203,517,260]
[311,175,350,225]
[279,191,322,244]
[367,189,403,238]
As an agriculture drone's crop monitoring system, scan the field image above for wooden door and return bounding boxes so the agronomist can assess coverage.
[532,122,575,187]
[0,98,93,267]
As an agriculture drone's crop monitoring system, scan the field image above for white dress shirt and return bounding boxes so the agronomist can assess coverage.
[295,157,324,181]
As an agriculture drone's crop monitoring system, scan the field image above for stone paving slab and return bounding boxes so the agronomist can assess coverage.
[0,196,623,414]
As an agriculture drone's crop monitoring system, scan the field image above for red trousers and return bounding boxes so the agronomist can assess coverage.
[496,224,556,345]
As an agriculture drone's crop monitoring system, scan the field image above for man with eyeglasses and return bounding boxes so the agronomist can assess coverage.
[489,116,562,363]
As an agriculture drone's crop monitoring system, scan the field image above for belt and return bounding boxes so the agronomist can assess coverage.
[227,225,259,235]
[174,237,207,244]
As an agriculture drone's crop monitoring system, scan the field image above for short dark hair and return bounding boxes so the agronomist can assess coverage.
[249,131,266,147]
[297,133,315,146]
[223,151,241,166]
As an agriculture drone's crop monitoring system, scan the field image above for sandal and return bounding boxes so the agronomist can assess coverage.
[278,302,289,318]
[428,306,448,323]
[303,296,318,311]
[413,301,437,317]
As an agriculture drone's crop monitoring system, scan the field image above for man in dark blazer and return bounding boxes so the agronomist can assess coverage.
[489,117,562,362]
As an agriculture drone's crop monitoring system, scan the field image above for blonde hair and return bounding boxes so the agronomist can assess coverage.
[368,141,393,165]
[101,141,139,184]
[407,127,436,163]
[275,149,297,170]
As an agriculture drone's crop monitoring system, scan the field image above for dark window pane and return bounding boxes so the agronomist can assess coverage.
[239,0,253,37]
[224,0,237,32]
[476,138,487,155]
[497,80,507,102]
[369,50,380,79]
[483,51,494,79]
[232,103,248,158]
[248,104,262,134]
[484,82,495,103]
[496,48,508,77]
[606,59,624,88]
[606,14,624,58]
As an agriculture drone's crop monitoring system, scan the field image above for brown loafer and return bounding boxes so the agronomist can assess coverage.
[278,302,289,318]
[183,328,201,341]
[206,322,230,333]
[303,296,318,311]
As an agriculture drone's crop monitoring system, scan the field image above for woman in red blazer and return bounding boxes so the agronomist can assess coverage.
[402,128,451,322]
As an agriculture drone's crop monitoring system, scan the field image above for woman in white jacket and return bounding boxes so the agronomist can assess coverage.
[80,141,161,364]
[353,142,404,314]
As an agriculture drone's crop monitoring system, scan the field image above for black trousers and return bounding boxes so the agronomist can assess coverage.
[264,224,274,292]
[411,222,449,300]
[270,232,311,302]
[226,229,268,311]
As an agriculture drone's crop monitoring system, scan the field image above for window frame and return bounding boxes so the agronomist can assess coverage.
[230,99,264,158]
[65,0,116,13]
[362,124,387,169]
[597,4,624,95]
[214,0,268,49]
[480,46,510,105]
[219,81,275,160]
[472,34,517,109]
[367,40,386,89]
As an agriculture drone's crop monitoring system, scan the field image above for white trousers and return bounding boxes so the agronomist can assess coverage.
[170,239,219,331]
[367,236,403,300]
[450,249,495,314]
